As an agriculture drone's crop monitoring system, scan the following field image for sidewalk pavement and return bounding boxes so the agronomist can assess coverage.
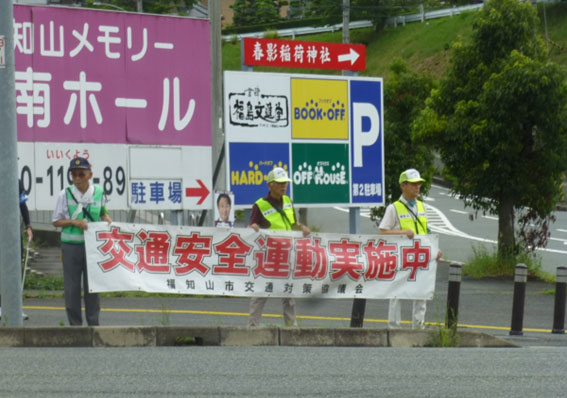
[1,249,564,348]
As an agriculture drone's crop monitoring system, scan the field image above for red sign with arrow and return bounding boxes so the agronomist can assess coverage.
[185,179,210,205]
[243,37,366,71]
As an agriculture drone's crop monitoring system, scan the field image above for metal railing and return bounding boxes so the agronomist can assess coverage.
[222,3,486,42]
[223,19,373,41]
[29,209,205,231]
[386,3,484,27]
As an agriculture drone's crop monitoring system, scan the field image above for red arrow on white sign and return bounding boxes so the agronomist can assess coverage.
[185,180,210,205]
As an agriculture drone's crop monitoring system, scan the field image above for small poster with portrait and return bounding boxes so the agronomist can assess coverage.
[214,191,235,228]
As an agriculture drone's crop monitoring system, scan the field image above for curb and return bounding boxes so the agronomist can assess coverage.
[0,326,518,348]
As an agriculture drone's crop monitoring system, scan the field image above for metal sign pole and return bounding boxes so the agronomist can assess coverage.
[340,0,366,328]
[349,207,366,327]
[0,0,24,325]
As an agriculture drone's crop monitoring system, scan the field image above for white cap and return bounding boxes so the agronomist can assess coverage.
[399,168,425,184]
[267,167,291,183]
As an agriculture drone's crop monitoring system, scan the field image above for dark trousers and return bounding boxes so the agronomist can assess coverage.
[61,242,100,326]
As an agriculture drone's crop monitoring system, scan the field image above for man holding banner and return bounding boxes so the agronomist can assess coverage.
[379,168,442,329]
[52,157,112,326]
[247,167,311,327]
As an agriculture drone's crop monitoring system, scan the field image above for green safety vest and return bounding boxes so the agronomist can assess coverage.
[393,200,428,235]
[255,195,295,231]
[61,185,105,244]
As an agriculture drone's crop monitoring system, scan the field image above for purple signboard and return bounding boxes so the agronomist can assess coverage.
[13,5,211,146]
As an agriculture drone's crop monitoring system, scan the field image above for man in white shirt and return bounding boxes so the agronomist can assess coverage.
[379,168,442,329]
[52,157,112,326]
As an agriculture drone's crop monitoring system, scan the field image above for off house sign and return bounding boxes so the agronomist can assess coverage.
[224,71,384,208]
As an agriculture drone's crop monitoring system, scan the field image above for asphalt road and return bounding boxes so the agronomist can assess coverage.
[1,346,566,397]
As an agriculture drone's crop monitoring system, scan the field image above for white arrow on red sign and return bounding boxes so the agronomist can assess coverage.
[337,48,360,66]
[243,37,366,71]
[185,180,210,205]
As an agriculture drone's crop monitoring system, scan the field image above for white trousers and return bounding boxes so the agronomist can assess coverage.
[388,298,426,329]
[248,297,297,327]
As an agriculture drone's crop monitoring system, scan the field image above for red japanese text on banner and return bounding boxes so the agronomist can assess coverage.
[85,222,438,300]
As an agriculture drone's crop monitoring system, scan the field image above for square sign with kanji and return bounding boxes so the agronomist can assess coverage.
[224,71,384,208]
[14,5,212,211]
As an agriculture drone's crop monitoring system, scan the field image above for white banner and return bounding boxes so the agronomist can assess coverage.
[85,222,438,300]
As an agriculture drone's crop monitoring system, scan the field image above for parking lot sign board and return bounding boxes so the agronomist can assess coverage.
[224,70,384,208]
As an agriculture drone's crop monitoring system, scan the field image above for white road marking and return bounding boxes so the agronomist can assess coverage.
[425,204,567,254]
[333,199,567,255]
[425,203,496,244]
[334,183,567,254]
[450,209,469,215]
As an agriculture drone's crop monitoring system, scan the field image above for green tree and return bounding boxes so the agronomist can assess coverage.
[413,0,567,265]
[305,0,382,25]
[303,0,424,28]
[231,0,256,26]
[84,0,198,15]
[231,0,287,27]
[371,60,435,221]
[288,0,307,19]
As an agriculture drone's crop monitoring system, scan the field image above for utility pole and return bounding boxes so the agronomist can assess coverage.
[210,1,225,204]
[137,0,143,13]
[0,0,24,326]
[342,0,350,46]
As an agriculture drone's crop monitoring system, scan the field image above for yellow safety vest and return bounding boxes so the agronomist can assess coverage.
[255,196,295,231]
[393,200,428,235]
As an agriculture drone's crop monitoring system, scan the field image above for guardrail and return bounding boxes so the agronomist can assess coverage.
[28,209,206,232]
[222,3,485,42]
[387,3,483,27]
[223,19,373,41]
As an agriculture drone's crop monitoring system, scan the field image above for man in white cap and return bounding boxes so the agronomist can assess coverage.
[52,157,112,326]
[379,168,442,329]
[248,166,310,327]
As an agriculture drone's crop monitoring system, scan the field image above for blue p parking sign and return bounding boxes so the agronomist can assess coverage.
[350,79,384,204]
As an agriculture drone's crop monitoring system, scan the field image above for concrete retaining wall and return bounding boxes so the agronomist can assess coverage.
[0,326,518,348]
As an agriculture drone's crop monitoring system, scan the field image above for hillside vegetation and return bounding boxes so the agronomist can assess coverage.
[222,2,567,81]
